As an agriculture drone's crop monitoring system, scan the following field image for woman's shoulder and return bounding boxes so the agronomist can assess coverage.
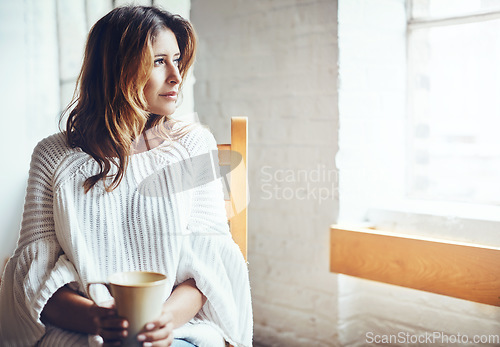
[173,121,217,155]
[31,132,84,174]
[33,132,75,160]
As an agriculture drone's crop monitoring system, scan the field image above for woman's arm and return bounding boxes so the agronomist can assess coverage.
[41,286,98,334]
[164,278,207,329]
[0,138,84,345]
[41,285,127,342]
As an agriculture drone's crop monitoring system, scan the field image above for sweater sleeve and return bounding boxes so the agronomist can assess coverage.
[0,137,80,346]
[176,127,253,347]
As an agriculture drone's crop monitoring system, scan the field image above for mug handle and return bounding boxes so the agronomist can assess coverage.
[86,281,112,304]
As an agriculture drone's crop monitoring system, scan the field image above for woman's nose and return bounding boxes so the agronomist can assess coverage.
[168,65,182,85]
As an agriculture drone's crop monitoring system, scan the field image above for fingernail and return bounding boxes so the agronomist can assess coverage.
[137,334,146,341]
[122,321,129,328]
[146,323,155,330]
[143,343,153,347]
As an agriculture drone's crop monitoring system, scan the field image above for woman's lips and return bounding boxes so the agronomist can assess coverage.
[159,91,177,100]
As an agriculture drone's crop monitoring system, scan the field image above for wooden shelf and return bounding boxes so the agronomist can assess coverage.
[330,225,500,306]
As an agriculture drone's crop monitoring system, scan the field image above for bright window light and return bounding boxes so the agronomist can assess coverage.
[408,2,500,206]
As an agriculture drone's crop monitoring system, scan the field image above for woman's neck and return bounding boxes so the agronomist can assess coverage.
[130,117,171,155]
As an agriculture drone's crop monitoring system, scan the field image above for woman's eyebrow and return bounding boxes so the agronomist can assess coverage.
[154,52,181,57]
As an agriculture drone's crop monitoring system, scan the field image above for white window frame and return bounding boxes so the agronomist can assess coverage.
[338,0,500,246]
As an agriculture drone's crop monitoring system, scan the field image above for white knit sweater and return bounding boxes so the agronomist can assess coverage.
[0,123,252,347]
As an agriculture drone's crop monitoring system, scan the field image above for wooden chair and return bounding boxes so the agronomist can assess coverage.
[217,117,248,261]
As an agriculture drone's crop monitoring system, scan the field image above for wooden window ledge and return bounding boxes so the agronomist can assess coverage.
[330,225,500,307]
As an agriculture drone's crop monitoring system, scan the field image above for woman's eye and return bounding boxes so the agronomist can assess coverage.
[154,58,165,66]
[173,58,180,67]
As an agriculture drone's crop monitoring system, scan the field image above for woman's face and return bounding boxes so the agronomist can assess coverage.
[144,28,182,116]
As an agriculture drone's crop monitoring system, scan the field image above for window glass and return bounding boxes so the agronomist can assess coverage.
[408,11,500,205]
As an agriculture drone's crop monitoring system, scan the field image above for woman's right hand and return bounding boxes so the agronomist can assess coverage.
[89,300,129,346]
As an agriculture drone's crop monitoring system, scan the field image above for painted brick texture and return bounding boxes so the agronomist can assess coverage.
[191,1,340,346]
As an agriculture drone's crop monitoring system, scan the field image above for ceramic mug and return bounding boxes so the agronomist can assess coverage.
[87,271,168,346]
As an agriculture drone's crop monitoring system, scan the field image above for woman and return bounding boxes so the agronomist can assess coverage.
[0,6,252,347]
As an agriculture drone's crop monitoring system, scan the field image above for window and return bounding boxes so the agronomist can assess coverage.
[407,0,500,206]
[337,2,500,343]
[338,0,500,240]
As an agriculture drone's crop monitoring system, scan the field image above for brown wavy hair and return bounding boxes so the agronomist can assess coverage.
[62,6,196,193]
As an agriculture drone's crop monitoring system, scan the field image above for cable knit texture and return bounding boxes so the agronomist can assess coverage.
[0,123,252,347]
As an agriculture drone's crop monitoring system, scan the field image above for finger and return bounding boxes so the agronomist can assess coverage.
[137,322,174,343]
[99,327,128,342]
[99,317,129,330]
[141,310,173,333]
[141,333,174,347]
[164,334,175,347]
[95,315,128,342]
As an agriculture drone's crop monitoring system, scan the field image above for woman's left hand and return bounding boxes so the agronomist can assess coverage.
[136,278,205,346]
[136,308,175,347]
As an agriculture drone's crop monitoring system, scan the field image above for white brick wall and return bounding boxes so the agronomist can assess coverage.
[191,1,339,346]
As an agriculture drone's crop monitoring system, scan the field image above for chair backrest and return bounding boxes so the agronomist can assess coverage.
[217,117,248,261]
